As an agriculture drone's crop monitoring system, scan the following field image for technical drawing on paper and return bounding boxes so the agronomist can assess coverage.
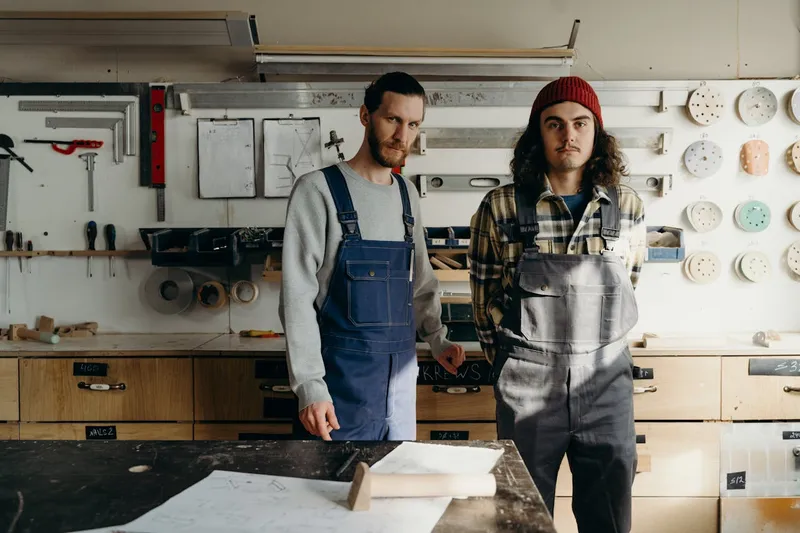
[264,118,323,198]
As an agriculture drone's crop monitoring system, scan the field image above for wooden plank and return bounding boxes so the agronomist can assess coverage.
[0,11,247,20]
[0,359,18,421]
[255,44,575,59]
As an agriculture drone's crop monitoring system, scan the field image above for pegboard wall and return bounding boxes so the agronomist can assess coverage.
[1,79,799,336]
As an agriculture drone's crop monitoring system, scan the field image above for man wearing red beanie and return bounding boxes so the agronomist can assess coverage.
[468,76,646,532]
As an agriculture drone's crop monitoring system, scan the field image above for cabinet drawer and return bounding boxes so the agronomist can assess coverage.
[721,497,800,533]
[20,423,192,440]
[416,385,495,421]
[554,497,719,533]
[0,423,18,440]
[556,422,720,497]
[722,357,800,420]
[0,358,18,421]
[19,358,192,422]
[194,358,296,421]
[194,423,293,440]
[416,423,497,441]
[632,356,720,420]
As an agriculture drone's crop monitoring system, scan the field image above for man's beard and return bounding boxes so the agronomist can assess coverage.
[367,123,408,168]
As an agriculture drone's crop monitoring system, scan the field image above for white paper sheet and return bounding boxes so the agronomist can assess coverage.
[68,443,503,533]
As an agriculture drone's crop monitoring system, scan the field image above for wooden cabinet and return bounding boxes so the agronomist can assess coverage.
[633,357,721,420]
[19,358,193,422]
[0,358,18,421]
[19,423,192,440]
[0,423,18,440]
[416,385,495,421]
[721,356,800,420]
[194,423,293,440]
[720,497,800,533]
[194,358,296,421]
[416,423,497,441]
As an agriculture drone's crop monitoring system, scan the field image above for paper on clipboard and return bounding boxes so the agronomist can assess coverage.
[264,118,323,197]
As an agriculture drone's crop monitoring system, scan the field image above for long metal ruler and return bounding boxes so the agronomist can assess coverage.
[18,100,137,156]
[0,156,10,233]
[45,117,123,164]
[416,174,513,197]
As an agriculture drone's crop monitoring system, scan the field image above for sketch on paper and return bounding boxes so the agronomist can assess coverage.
[263,118,323,198]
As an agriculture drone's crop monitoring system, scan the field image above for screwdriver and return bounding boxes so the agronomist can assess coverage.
[104,223,116,277]
[86,221,97,278]
[4,230,13,313]
[15,232,22,273]
[26,240,32,273]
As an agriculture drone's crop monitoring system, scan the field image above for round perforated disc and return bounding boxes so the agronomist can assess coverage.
[735,200,771,232]
[787,141,800,174]
[789,88,800,125]
[738,86,778,126]
[738,251,771,283]
[740,140,770,176]
[684,140,723,178]
[687,201,723,232]
[787,241,800,277]
[789,201,800,231]
[685,252,722,284]
[687,85,725,125]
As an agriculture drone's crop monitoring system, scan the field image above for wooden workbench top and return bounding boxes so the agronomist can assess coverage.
[1,332,799,357]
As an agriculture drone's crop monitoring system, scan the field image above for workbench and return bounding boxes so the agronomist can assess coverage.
[0,439,555,533]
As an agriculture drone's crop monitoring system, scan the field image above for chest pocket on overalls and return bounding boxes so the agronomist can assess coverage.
[517,272,570,343]
[345,260,391,326]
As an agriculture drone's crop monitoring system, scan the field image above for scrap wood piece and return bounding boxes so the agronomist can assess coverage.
[37,315,55,333]
[429,256,451,270]
[434,254,463,269]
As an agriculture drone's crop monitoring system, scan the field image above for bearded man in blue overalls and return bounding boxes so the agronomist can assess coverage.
[280,71,466,441]
[469,77,647,532]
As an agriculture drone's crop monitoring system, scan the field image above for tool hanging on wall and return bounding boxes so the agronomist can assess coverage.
[45,117,123,164]
[144,267,194,314]
[0,134,34,173]
[150,86,167,222]
[23,138,104,155]
[230,280,259,304]
[14,232,22,273]
[197,280,227,309]
[25,240,31,273]
[86,221,97,278]
[105,223,116,277]
[4,230,13,313]
[325,130,345,161]
[79,152,98,212]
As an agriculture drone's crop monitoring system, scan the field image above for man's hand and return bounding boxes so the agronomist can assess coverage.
[299,401,340,441]
[437,344,466,375]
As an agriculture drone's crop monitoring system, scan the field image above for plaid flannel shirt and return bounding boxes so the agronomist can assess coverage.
[468,179,646,362]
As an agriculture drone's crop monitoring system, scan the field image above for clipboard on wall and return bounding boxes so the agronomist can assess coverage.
[263,118,323,198]
[197,118,257,199]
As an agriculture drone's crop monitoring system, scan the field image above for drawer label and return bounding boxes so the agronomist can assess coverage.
[782,431,800,440]
[748,358,800,376]
[417,360,493,385]
[85,425,117,440]
[632,366,654,380]
[726,471,746,490]
[73,362,108,377]
[636,434,646,444]
[430,430,469,440]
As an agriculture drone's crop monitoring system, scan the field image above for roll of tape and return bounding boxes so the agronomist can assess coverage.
[144,267,194,315]
[197,280,227,309]
[231,280,259,304]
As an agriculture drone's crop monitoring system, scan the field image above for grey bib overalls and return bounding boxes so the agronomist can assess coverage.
[494,184,640,533]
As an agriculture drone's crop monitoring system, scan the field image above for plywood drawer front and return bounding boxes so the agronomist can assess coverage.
[194,423,293,440]
[721,497,800,533]
[19,423,192,440]
[19,358,192,422]
[554,497,719,533]
[632,356,721,420]
[0,423,18,440]
[416,423,497,441]
[0,358,18,421]
[416,385,495,421]
[722,356,800,420]
[555,422,720,497]
[194,358,297,421]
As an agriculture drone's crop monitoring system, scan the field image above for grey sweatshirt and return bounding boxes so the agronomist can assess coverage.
[278,162,452,410]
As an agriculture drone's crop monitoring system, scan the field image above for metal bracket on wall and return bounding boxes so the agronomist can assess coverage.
[622,174,673,197]
[415,174,513,197]
[44,117,124,164]
[0,156,10,233]
[18,100,137,157]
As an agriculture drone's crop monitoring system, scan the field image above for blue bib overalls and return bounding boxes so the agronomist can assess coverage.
[302,165,419,441]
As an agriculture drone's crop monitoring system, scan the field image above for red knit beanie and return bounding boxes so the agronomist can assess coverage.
[529,76,603,128]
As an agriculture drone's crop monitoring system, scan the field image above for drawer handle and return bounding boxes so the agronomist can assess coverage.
[633,385,658,394]
[432,385,480,394]
[77,382,126,391]
[259,384,292,393]
[783,386,800,393]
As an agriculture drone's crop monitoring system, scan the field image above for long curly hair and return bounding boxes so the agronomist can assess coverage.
[510,110,628,194]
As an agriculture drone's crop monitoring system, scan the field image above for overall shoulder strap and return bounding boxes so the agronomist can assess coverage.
[600,185,621,251]
[515,185,540,253]
[393,174,415,243]
[322,165,360,240]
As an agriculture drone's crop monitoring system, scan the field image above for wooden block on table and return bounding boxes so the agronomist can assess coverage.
[37,316,55,333]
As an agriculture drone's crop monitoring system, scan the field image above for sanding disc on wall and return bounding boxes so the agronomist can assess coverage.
[740,140,769,176]
[687,201,723,232]
[734,200,771,232]
[737,86,778,126]
[789,201,800,231]
[789,88,800,125]
[144,267,194,315]
[684,140,723,178]
[787,241,800,278]
[736,251,771,283]
[687,85,725,125]
[787,141,800,174]
[684,252,722,284]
